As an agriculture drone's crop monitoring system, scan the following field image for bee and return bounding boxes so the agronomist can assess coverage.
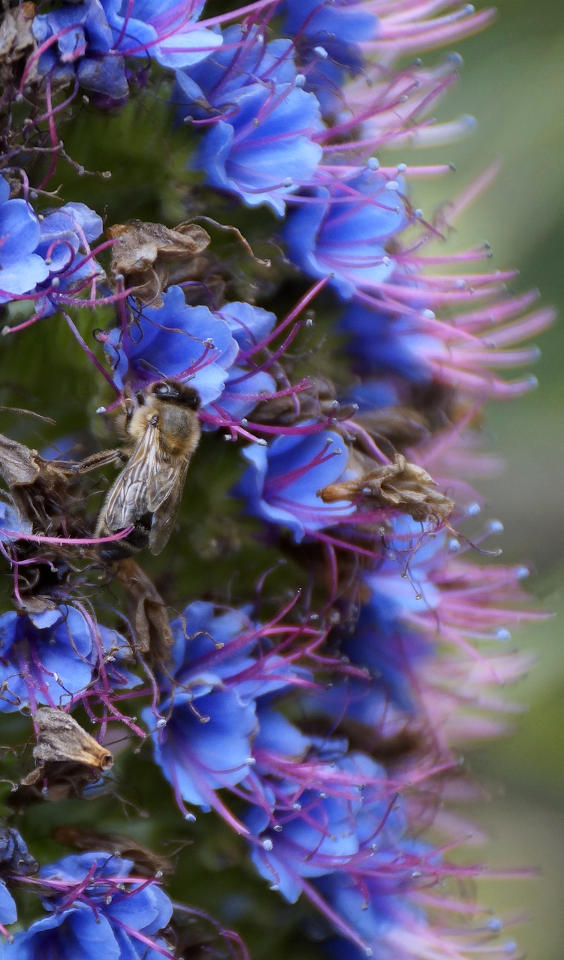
[95,379,201,556]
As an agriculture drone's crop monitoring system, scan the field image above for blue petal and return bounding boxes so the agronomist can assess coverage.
[0,882,16,925]
[0,199,41,263]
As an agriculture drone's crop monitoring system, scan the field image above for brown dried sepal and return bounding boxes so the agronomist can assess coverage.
[108,220,211,306]
[0,3,36,67]
[319,453,454,523]
[53,826,173,878]
[13,709,113,807]
[354,407,430,451]
[22,708,113,783]
[253,377,357,426]
[12,761,105,808]
[0,433,74,532]
[116,557,173,662]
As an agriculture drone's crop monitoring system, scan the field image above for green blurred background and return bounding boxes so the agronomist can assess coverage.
[416,2,564,957]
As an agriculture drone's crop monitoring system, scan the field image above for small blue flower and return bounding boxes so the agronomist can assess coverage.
[339,304,434,383]
[0,178,48,305]
[247,752,400,904]
[284,0,378,106]
[0,500,32,542]
[175,26,323,215]
[195,88,323,217]
[236,428,355,542]
[339,521,444,709]
[0,827,38,876]
[284,0,379,48]
[142,602,258,812]
[32,1,129,104]
[318,873,418,958]
[0,883,17,930]
[174,26,297,106]
[35,201,104,316]
[0,606,127,712]
[104,285,238,406]
[211,302,277,421]
[217,301,277,354]
[284,171,407,299]
[4,851,173,959]
[104,0,222,69]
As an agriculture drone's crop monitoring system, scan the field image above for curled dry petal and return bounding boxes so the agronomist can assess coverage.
[320,452,454,523]
[108,219,211,305]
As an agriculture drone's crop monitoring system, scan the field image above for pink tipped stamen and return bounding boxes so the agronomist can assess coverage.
[0,527,134,546]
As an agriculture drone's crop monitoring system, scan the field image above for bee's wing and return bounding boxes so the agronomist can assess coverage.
[98,419,171,536]
[147,454,191,555]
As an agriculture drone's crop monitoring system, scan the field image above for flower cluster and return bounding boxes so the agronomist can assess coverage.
[0,2,549,959]
[3,851,173,958]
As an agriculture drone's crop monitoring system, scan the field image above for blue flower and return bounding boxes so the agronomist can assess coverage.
[32,1,129,104]
[174,26,297,106]
[211,302,277,421]
[284,171,407,299]
[283,0,378,107]
[0,827,38,876]
[338,521,444,709]
[104,0,222,69]
[284,0,379,48]
[142,602,258,812]
[0,178,48,305]
[247,752,401,904]
[104,285,238,406]
[0,605,128,712]
[4,851,173,959]
[35,201,104,316]
[0,882,16,931]
[339,304,434,383]
[318,872,421,959]
[0,501,32,542]
[175,26,323,215]
[236,428,355,542]
[0,828,38,933]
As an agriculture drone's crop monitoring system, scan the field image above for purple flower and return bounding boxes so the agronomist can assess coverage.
[284,170,407,299]
[104,285,238,405]
[175,26,323,215]
[104,0,222,69]
[236,428,355,542]
[0,605,127,712]
[0,178,48,304]
[4,851,173,959]
[32,1,129,104]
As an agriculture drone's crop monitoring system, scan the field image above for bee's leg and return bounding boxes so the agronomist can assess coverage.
[67,449,128,474]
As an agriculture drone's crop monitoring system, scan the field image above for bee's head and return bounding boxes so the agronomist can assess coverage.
[150,380,200,410]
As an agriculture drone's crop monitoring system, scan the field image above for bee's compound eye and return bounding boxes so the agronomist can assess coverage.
[153,382,177,399]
